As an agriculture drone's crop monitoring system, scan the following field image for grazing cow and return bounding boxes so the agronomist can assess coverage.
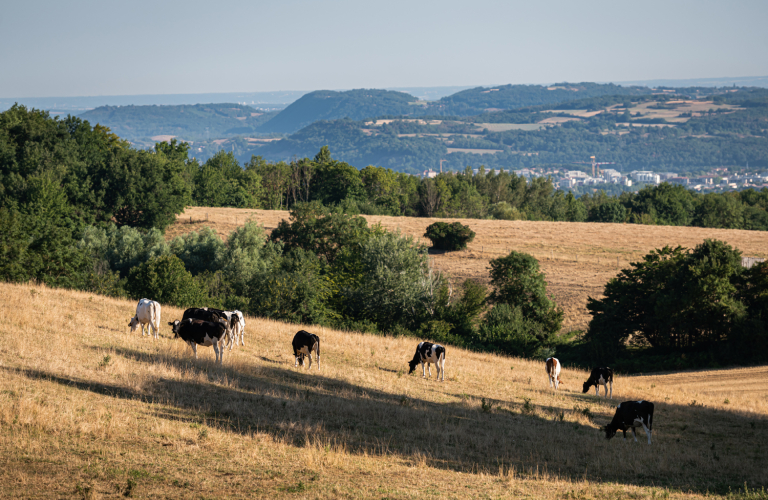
[227,310,246,350]
[128,298,161,339]
[545,357,562,390]
[582,367,614,398]
[605,400,654,445]
[168,318,228,364]
[408,342,446,382]
[292,330,320,369]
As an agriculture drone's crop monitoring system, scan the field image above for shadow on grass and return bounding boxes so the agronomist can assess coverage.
[7,344,768,495]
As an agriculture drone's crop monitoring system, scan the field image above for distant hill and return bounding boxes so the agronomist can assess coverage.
[249,87,768,174]
[256,89,420,133]
[433,82,662,116]
[79,103,279,142]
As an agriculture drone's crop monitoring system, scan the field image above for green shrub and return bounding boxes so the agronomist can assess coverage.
[126,254,209,308]
[424,222,476,251]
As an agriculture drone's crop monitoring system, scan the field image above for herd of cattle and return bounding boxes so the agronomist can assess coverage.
[128,298,654,445]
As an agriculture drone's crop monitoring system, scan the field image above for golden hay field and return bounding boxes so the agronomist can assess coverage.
[0,281,766,499]
[170,207,768,332]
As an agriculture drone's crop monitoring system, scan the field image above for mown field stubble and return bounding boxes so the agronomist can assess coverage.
[1,282,767,499]
[171,207,768,332]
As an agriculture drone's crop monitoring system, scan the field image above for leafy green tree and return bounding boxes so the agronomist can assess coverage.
[248,248,336,326]
[311,147,364,206]
[270,202,371,265]
[80,224,168,277]
[629,183,696,226]
[340,231,441,330]
[589,198,627,223]
[585,240,747,361]
[126,254,209,307]
[487,251,563,339]
[692,193,745,229]
[170,227,226,275]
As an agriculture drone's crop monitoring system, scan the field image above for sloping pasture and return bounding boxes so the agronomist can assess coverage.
[0,282,766,498]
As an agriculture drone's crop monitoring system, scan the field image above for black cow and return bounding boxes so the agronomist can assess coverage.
[582,367,614,398]
[168,318,228,364]
[408,342,446,382]
[292,330,320,369]
[605,400,654,444]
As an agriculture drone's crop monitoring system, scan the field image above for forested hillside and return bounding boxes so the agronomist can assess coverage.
[253,88,768,174]
[256,89,419,133]
[79,103,279,144]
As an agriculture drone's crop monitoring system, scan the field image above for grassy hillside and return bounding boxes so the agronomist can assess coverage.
[1,281,766,499]
[79,103,280,143]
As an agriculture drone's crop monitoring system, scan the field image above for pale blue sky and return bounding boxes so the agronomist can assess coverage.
[1,0,767,98]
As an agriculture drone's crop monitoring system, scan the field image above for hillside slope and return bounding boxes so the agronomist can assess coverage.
[172,206,768,332]
[257,89,420,134]
[0,281,766,498]
[79,103,279,142]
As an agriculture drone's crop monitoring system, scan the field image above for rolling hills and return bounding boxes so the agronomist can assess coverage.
[1,280,766,498]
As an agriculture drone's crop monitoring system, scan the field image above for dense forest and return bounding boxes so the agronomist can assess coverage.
[3,104,767,372]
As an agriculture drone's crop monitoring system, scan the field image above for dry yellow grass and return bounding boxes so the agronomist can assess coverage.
[171,207,768,332]
[0,282,766,498]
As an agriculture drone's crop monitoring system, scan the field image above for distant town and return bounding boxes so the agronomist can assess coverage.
[420,165,768,193]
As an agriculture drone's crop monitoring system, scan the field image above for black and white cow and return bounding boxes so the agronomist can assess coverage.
[292,330,320,369]
[604,400,654,445]
[545,357,562,390]
[582,367,613,398]
[182,307,229,325]
[168,318,228,364]
[408,342,446,382]
[226,310,246,351]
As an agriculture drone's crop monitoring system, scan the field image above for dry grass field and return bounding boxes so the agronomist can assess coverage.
[170,207,768,332]
[1,281,767,499]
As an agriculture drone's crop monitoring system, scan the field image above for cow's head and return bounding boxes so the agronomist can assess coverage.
[582,381,592,393]
[128,316,139,333]
[296,353,306,366]
[604,424,618,440]
[407,357,419,375]
[168,320,181,337]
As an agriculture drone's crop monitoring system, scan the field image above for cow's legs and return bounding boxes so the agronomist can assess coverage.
[609,381,613,399]
[641,422,652,444]
[307,351,313,370]
[315,346,320,370]
[421,361,426,378]
[631,427,638,442]
[427,363,432,377]
[595,384,600,396]
[439,357,445,382]
[187,341,197,359]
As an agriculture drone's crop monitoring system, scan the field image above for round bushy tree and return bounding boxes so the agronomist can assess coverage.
[126,254,208,308]
[485,251,563,354]
[424,221,476,251]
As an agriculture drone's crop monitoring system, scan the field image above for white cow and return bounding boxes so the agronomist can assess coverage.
[227,310,246,350]
[129,298,161,339]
